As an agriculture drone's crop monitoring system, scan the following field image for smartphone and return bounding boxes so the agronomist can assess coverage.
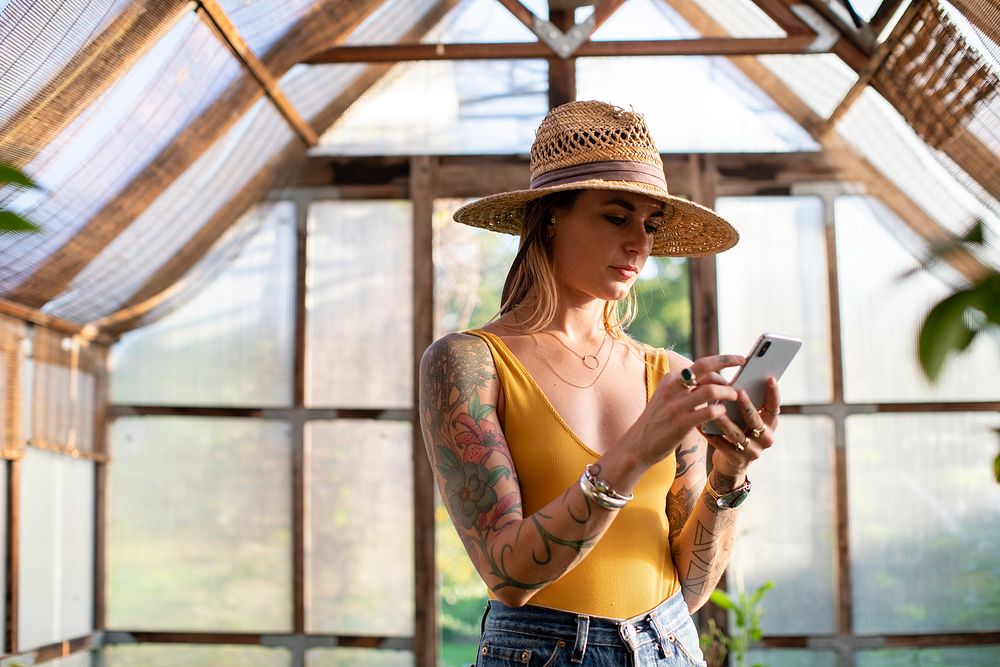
[701,333,802,435]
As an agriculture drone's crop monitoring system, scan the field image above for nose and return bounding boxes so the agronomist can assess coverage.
[624,220,653,256]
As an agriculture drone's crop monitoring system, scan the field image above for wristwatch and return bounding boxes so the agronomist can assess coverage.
[707,476,751,509]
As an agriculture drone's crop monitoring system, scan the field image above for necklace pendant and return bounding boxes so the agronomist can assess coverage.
[582,354,600,370]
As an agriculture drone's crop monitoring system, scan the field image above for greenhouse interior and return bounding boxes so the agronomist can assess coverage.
[1,0,999,665]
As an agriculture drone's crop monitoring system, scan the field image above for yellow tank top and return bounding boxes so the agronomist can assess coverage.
[467,329,680,618]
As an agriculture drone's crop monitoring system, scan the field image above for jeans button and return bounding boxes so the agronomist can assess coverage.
[667,632,676,642]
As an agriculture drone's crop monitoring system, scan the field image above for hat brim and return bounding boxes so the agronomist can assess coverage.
[452,179,738,257]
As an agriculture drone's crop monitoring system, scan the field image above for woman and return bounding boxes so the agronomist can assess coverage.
[419,101,781,666]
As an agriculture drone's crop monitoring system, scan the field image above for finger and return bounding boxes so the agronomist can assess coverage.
[735,391,767,435]
[689,354,745,378]
[759,377,782,427]
[711,412,750,449]
[678,382,739,408]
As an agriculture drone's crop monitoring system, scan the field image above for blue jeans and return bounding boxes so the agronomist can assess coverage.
[475,590,707,666]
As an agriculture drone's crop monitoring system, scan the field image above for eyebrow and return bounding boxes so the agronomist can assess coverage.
[603,198,665,218]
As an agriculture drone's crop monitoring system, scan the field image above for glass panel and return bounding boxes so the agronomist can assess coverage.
[577,57,817,153]
[836,196,1000,402]
[103,644,291,667]
[306,202,412,408]
[856,646,1000,666]
[31,360,96,451]
[19,449,94,650]
[727,416,837,635]
[716,197,832,404]
[307,648,414,667]
[315,59,546,155]
[433,199,519,337]
[746,649,838,667]
[306,420,414,635]
[848,413,1000,634]
[591,0,697,40]
[107,417,292,631]
[109,204,295,407]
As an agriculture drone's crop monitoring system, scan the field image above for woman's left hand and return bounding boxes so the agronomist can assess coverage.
[702,376,781,474]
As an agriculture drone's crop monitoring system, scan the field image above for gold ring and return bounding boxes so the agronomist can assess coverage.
[735,436,749,452]
[748,426,764,438]
[763,405,780,415]
[679,368,698,391]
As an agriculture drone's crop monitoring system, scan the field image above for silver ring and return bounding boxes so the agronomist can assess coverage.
[763,405,780,415]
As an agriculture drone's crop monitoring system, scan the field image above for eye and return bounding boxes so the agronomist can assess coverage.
[604,215,626,226]
[644,223,660,234]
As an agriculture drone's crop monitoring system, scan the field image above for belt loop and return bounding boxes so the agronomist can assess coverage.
[648,612,672,658]
[571,614,590,664]
[480,600,491,636]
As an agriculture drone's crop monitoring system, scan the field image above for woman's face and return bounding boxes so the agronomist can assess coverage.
[548,189,664,303]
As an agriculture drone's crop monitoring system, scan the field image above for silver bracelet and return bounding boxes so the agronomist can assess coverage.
[578,464,634,510]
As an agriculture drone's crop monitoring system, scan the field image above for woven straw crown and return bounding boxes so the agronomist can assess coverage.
[453,100,739,257]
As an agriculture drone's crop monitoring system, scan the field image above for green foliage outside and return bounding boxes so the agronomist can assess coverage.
[700,581,774,667]
[0,162,41,233]
[910,219,1000,482]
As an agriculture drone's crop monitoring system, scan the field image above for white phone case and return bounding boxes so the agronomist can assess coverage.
[701,333,802,435]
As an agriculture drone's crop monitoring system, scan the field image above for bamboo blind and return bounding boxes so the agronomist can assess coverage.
[30,326,107,456]
[0,314,24,457]
[871,0,1000,262]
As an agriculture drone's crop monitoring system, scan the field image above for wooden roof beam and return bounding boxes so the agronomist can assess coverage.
[6,0,385,309]
[304,34,826,63]
[196,0,317,146]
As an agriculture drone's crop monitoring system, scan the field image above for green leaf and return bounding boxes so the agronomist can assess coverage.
[749,580,774,606]
[959,218,985,245]
[918,290,978,381]
[485,465,510,486]
[0,162,36,189]
[994,445,1000,484]
[436,446,460,472]
[0,210,41,233]
[709,588,737,611]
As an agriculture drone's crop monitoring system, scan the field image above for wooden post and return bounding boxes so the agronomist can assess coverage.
[411,156,437,667]
[548,8,576,109]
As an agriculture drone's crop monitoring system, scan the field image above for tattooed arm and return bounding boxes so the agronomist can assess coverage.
[419,333,634,607]
[667,428,744,613]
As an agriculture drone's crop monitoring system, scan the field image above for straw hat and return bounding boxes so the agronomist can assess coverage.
[453,100,738,256]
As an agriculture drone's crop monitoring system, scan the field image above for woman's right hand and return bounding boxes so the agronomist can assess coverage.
[627,354,746,467]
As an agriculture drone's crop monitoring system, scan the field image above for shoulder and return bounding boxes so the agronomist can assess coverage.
[419,332,497,392]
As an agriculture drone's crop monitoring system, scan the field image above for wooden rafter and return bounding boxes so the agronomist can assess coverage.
[6,0,386,309]
[0,1,191,168]
[196,0,317,146]
[304,34,831,63]
[666,0,989,284]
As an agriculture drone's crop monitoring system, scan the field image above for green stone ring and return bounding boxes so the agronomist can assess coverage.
[679,367,698,390]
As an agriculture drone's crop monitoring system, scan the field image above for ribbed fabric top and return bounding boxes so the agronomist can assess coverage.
[466,329,680,618]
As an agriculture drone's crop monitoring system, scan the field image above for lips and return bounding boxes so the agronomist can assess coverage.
[611,265,638,279]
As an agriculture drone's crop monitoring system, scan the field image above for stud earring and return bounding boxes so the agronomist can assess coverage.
[550,216,556,225]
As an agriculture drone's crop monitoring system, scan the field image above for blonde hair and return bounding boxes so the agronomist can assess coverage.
[498,191,640,342]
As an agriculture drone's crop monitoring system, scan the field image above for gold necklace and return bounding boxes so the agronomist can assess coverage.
[538,329,610,369]
[533,335,616,389]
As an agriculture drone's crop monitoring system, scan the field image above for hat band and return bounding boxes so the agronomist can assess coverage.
[530,160,668,190]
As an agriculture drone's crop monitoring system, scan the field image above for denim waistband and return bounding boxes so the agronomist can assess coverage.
[483,590,692,653]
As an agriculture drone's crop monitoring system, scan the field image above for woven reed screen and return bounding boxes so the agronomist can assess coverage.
[30,326,108,456]
[871,0,1000,254]
[0,315,25,457]
[0,0,386,317]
